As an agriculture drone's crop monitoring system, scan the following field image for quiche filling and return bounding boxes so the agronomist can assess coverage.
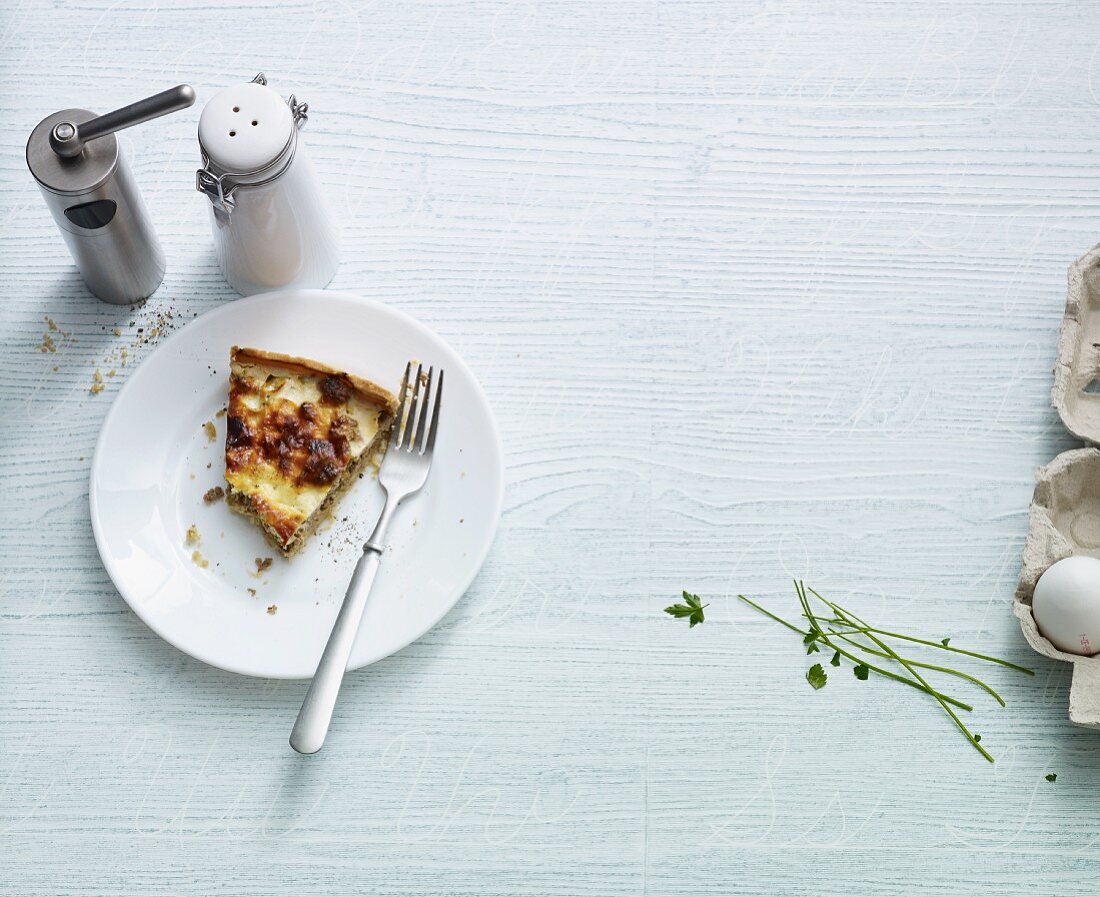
[224,347,395,555]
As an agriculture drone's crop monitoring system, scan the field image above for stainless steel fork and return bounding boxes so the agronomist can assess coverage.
[290,362,443,755]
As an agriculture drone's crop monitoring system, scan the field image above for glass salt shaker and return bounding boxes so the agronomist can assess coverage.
[195,74,339,296]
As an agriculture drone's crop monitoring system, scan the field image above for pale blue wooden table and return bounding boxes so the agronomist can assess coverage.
[1,2,1098,894]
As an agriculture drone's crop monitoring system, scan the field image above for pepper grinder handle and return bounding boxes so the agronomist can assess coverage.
[49,84,195,158]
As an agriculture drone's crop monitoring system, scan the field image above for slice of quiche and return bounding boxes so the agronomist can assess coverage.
[224,347,396,556]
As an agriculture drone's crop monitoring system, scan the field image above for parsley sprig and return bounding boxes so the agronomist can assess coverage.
[664,591,708,627]
[737,581,1033,763]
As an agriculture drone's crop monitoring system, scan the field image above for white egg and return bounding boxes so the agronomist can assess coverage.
[1032,556,1100,656]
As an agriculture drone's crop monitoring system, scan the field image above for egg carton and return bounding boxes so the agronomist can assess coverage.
[1015,241,1100,730]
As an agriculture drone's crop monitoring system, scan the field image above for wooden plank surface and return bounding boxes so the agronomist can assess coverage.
[1,1,1098,894]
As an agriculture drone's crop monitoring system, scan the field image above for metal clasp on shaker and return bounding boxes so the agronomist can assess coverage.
[195,168,236,219]
[288,94,309,129]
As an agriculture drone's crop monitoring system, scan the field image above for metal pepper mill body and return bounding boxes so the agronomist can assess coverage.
[26,86,195,305]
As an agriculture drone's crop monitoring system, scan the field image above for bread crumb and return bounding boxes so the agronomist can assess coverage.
[203,486,225,504]
[107,369,116,378]
[215,407,227,418]
[52,365,59,372]
[247,588,256,597]
[113,327,121,337]
[203,420,216,441]
[185,524,201,545]
[191,550,209,569]
[38,333,56,353]
[266,604,277,615]
[45,316,59,332]
[89,369,104,394]
[255,556,273,572]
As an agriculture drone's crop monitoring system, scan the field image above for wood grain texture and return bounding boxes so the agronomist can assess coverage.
[1,1,1099,894]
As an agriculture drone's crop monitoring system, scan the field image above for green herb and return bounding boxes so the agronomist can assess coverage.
[811,618,1032,675]
[1045,773,1057,782]
[737,581,1034,763]
[738,591,974,710]
[664,591,708,627]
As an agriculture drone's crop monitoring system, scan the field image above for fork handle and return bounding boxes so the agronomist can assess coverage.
[289,538,385,754]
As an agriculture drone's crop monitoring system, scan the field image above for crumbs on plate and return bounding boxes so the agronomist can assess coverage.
[203,486,225,504]
[266,604,277,615]
[185,524,201,545]
[191,550,209,569]
[203,420,217,441]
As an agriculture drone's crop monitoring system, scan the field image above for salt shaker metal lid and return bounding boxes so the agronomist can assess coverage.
[26,85,195,305]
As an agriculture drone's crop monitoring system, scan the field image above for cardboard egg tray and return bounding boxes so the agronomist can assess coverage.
[1015,241,1100,729]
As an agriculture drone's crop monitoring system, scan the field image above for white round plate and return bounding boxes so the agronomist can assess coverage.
[90,290,502,678]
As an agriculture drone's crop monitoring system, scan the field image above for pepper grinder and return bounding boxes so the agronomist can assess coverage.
[26,85,195,305]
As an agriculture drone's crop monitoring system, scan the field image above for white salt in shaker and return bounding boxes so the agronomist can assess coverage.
[195,74,339,296]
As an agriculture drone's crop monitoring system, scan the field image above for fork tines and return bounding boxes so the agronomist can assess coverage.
[389,362,444,454]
